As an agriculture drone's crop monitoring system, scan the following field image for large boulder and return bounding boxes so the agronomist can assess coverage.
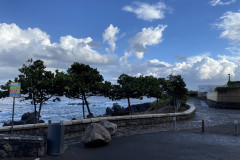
[3,112,44,126]
[99,121,117,136]
[83,123,111,147]
[21,112,44,124]
[105,103,130,116]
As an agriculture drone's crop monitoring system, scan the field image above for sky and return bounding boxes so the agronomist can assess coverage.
[0,0,240,90]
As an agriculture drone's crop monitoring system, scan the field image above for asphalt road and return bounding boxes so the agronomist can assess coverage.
[36,131,240,160]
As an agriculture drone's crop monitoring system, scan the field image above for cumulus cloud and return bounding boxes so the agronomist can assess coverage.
[104,54,239,90]
[0,23,117,83]
[0,23,116,67]
[216,11,240,43]
[146,59,172,68]
[209,0,236,6]
[129,25,167,59]
[103,24,120,52]
[122,1,169,21]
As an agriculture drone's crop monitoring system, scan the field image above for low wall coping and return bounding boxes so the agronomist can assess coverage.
[0,105,195,132]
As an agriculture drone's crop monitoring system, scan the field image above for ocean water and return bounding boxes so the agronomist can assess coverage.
[0,96,155,127]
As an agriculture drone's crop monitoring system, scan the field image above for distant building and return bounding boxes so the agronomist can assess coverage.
[198,85,222,97]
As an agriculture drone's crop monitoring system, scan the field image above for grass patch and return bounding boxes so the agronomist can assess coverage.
[148,98,171,111]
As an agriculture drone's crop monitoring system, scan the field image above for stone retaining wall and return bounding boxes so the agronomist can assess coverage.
[0,134,45,158]
[0,104,195,139]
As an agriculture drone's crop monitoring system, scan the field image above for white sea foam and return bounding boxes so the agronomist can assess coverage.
[0,96,155,126]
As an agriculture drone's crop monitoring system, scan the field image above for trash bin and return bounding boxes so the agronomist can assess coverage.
[47,121,65,155]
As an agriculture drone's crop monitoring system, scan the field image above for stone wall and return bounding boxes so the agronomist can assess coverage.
[0,105,195,139]
[0,134,45,158]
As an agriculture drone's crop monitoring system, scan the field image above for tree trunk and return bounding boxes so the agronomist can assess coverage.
[127,97,132,115]
[83,93,91,116]
[37,102,43,123]
[82,96,85,119]
[34,100,37,124]
[174,98,177,113]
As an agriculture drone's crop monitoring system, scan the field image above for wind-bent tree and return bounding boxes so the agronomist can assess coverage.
[65,62,104,118]
[112,74,143,114]
[166,75,188,112]
[18,59,55,123]
[143,76,166,107]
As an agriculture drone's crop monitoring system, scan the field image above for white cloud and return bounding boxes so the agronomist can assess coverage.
[0,23,117,83]
[0,23,50,51]
[0,23,116,67]
[209,0,236,6]
[129,25,167,59]
[103,24,120,52]
[122,1,169,21]
[102,55,239,90]
[147,59,172,68]
[216,11,240,43]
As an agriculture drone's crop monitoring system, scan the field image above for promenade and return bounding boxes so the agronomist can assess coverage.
[19,98,240,160]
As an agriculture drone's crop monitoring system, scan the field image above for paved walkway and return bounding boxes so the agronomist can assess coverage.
[14,98,240,160]
[38,131,240,160]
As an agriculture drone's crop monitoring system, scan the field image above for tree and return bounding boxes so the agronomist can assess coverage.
[0,80,15,98]
[18,59,55,123]
[65,62,104,118]
[111,74,143,114]
[166,75,188,112]
[143,76,166,107]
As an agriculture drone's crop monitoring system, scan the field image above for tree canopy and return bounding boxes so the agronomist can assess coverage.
[18,59,55,123]
[166,75,188,112]
[65,62,104,118]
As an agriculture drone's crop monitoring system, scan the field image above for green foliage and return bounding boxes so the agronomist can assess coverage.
[65,62,104,117]
[111,74,144,114]
[0,80,14,98]
[148,98,170,111]
[166,75,188,112]
[18,59,55,123]
[53,70,68,96]
[215,86,240,92]
[227,81,240,87]
[188,90,198,97]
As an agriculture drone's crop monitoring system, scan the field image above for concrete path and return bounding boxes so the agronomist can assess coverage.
[39,131,240,160]
[16,98,240,160]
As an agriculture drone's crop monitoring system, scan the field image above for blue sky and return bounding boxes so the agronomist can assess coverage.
[0,0,240,90]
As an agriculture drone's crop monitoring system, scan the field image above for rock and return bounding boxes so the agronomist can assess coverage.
[21,112,45,124]
[106,107,113,115]
[0,150,7,158]
[3,121,24,126]
[87,113,94,118]
[3,112,45,126]
[83,123,111,147]
[21,112,37,124]
[53,97,61,102]
[105,103,151,116]
[112,103,122,113]
[99,121,117,135]
[3,144,12,152]
[105,103,130,116]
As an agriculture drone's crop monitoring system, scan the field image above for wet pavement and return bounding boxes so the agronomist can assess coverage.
[11,98,240,160]
[40,132,240,160]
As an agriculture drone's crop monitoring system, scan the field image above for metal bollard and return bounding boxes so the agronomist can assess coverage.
[173,117,176,131]
[202,119,205,132]
[234,120,238,135]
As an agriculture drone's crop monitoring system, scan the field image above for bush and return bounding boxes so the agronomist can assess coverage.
[148,98,170,111]
[188,90,198,97]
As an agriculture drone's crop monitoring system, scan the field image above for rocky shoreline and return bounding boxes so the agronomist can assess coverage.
[105,103,152,116]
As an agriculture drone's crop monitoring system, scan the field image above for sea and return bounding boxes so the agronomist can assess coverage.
[0,96,155,127]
